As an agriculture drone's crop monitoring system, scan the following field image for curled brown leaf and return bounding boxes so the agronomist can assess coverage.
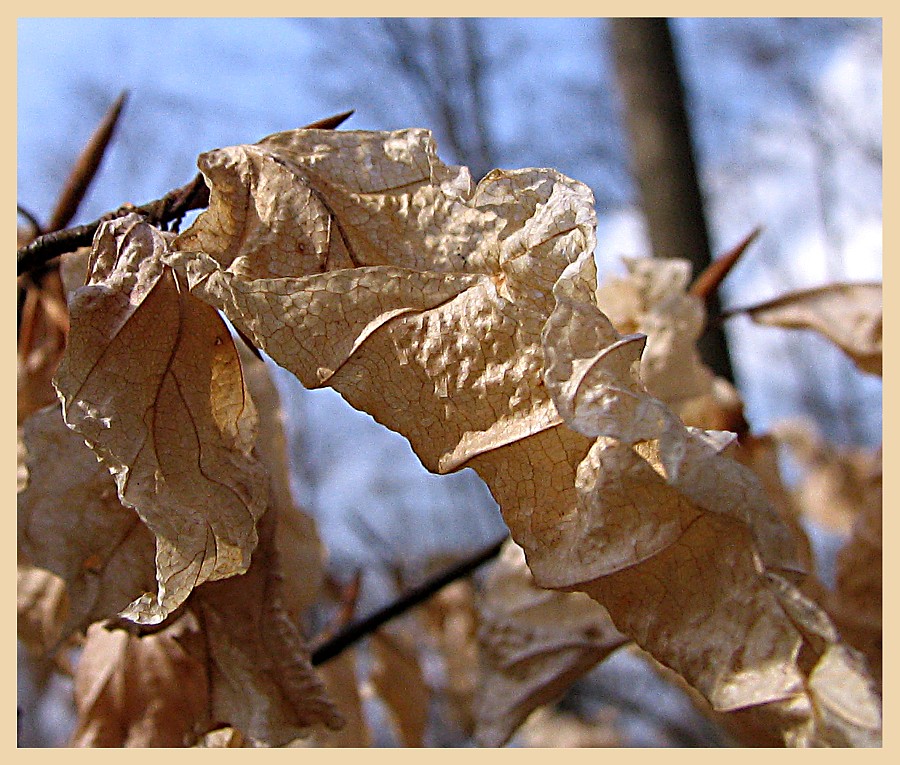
[54,215,269,623]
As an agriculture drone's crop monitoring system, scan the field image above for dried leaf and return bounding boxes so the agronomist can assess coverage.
[594,257,713,406]
[190,510,343,746]
[70,615,209,747]
[541,254,687,466]
[474,540,628,747]
[370,626,431,746]
[236,343,324,619]
[17,561,69,656]
[544,252,880,745]
[736,282,882,375]
[161,129,878,745]
[167,128,607,593]
[305,649,371,747]
[54,215,269,624]
[18,405,157,639]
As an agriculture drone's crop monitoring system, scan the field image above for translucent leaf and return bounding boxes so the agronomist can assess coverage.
[370,627,431,746]
[165,128,878,746]
[594,256,712,406]
[736,282,882,376]
[474,540,628,747]
[190,509,343,746]
[18,405,157,638]
[541,252,688,479]
[544,258,881,745]
[168,128,599,590]
[70,616,209,747]
[54,215,269,624]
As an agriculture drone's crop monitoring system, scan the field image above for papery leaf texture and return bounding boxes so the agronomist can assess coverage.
[18,404,157,639]
[736,282,882,375]
[474,539,628,747]
[120,126,879,746]
[54,214,269,623]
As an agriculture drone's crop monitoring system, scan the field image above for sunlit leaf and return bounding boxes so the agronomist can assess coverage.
[474,540,628,747]
[734,282,882,375]
[54,215,269,623]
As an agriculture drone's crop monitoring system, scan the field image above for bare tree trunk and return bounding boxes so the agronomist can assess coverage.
[609,18,735,382]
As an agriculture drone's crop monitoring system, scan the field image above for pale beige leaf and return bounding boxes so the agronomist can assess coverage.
[544,255,879,745]
[474,540,628,747]
[175,128,499,277]
[70,615,209,747]
[594,256,713,406]
[541,252,688,479]
[163,129,879,745]
[17,562,69,656]
[18,404,157,638]
[54,214,269,624]
[762,573,881,747]
[737,282,882,375]
[168,130,599,593]
[370,627,431,746]
[191,509,343,746]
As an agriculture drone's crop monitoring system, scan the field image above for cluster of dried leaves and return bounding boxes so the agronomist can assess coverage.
[17,127,882,747]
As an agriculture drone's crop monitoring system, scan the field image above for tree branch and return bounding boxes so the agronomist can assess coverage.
[310,536,506,665]
[17,110,355,278]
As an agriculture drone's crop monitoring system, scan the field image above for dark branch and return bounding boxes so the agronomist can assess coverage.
[16,173,210,277]
[311,536,506,665]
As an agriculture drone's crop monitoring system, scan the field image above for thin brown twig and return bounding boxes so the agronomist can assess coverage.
[690,226,762,302]
[17,109,355,278]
